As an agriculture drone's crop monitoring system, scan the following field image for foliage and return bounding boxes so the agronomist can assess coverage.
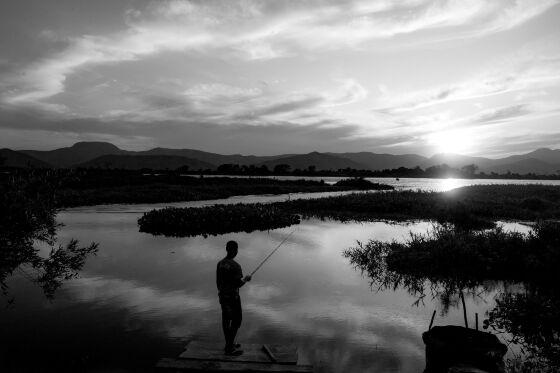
[345,222,560,285]
[487,288,560,371]
[0,170,98,302]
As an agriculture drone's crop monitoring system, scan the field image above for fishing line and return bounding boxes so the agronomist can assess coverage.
[249,228,297,277]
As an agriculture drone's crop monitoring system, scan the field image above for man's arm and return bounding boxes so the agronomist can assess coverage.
[240,275,252,287]
[234,263,251,288]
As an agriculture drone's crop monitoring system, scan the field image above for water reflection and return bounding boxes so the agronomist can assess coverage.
[1,204,539,372]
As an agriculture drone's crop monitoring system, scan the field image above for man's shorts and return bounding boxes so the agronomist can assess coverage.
[219,294,242,323]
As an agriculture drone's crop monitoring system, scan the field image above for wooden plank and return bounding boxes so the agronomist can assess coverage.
[179,342,297,365]
[156,358,313,372]
[262,344,277,363]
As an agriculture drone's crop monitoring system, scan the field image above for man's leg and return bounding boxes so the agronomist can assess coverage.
[222,312,232,349]
[230,297,243,347]
[221,301,242,355]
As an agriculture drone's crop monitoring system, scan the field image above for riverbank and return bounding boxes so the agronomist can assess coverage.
[138,184,560,236]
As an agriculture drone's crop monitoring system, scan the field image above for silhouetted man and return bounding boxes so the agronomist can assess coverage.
[217,240,251,355]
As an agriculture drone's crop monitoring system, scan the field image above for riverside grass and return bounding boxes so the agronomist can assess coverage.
[138,184,560,237]
[54,174,393,207]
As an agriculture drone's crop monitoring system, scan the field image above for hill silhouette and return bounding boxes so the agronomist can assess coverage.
[6,142,560,174]
[0,149,51,168]
[21,142,122,167]
[75,154,214,170]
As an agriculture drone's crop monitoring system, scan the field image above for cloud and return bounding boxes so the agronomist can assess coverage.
[92,79,367,129]
[374,51,560,114]
[482,131,560,157]
[183,83,262,102]
[1,0,557,108]
[0,103,411,154]
[474,104,531,124]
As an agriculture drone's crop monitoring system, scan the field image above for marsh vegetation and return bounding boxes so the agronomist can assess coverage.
[0,169,393,207]
[343,223,560,371]
[138,204,300,237]
[138,185,560,236]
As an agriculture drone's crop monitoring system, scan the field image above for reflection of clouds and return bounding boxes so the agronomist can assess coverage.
[179,241,223,262]
[243,297,425,353]
[64,275,222,340]
[56,217,498,372]
[65,272,426,367]
[242,298,425,372]
[246,283,283,301]
[68,275,214,314]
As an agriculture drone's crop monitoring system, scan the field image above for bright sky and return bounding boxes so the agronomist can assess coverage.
[1,0,559,156]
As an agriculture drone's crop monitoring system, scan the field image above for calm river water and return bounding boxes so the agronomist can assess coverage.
[0,177,549,372]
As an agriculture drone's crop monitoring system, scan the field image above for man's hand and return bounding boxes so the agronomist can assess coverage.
[243,275,252,283]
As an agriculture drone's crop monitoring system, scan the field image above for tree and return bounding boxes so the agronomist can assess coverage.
[461,164,478,176]
[1,170,98,303]
[176,165,190,173]
[273,164,291,174]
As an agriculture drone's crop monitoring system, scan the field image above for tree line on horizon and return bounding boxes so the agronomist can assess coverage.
[190,162,560,180]
[2,155,560,179]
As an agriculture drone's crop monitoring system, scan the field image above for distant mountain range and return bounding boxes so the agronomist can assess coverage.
[76,154,215,170]
[0,148,52,168]
[1,141,559,175]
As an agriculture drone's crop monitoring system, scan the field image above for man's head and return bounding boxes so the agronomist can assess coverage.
[226,240,238,258]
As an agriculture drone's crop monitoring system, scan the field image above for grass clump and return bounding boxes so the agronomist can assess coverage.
[138,203,300,237]
[345,221,560,283]
[333,177,389,189]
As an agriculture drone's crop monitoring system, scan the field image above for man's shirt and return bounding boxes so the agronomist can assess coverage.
[216,257,244,298]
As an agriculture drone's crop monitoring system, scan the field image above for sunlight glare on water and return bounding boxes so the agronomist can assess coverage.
[439,178,463,192]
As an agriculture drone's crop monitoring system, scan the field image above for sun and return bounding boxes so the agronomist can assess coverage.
[428,128,474,154]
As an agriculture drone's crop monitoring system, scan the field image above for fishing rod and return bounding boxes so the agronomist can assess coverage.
[249,228,297,277]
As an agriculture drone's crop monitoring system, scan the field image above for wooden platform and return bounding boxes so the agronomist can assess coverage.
[156,342,313,372]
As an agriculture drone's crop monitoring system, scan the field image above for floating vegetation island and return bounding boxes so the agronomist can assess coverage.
[138,184,560,237]
[343,222,560,371]
[139,204,300,237]
[344,221,560,284]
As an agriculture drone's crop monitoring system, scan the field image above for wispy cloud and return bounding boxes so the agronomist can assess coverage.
[374,51,560,114]
[1,0,556,108]
[474,104,531,124]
